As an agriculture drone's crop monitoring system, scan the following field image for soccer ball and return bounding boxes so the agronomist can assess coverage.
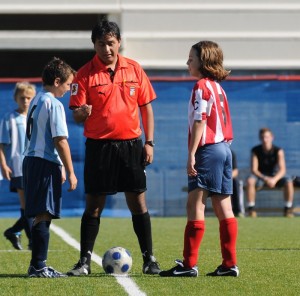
[102,246,133,275]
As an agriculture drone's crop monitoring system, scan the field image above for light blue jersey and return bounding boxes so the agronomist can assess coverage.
[0,110,27,177]
[24,91,68,165]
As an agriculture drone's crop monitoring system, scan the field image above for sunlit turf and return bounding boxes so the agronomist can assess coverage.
[0,216,299,296]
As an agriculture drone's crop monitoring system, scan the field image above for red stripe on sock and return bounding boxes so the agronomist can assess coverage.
[183,220,205,268]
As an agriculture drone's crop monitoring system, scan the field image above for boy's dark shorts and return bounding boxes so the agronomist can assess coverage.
[84,138,146,195]
[23,156,62,218]
[10,176,23,192]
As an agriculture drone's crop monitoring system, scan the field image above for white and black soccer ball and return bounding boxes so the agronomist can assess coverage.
[102,246,133,275]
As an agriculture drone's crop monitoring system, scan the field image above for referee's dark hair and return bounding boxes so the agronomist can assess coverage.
[91,19,121,44]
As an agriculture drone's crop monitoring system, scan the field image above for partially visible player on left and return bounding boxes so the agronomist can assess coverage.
[0,82,36,250]
[23,57,77,278]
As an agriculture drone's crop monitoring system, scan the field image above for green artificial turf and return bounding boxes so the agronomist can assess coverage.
[0,216,299,296]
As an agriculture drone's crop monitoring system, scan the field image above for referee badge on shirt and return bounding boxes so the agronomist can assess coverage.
[71,83,78,95]
[130,86,136,97]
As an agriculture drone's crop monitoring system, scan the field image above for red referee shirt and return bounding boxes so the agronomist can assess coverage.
[69,54,156,140]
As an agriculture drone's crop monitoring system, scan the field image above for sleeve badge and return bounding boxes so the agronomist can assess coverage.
[71,83,78,95]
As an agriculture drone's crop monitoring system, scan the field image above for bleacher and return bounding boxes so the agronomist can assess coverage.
[0,0,300,71]
[237,169,300,216]
[1,78,300,217]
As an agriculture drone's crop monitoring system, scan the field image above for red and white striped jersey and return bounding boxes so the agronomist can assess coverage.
[188,78,233,147]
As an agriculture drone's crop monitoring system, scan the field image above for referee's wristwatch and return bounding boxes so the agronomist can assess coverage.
[145,140,155,147]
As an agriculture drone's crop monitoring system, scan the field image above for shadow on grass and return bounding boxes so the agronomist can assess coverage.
[0,272,159,278]
[240,248,300,251]
[91,272,162,278]
[92,272,144,278]
[0,273,106,278]
[0,274,28,278]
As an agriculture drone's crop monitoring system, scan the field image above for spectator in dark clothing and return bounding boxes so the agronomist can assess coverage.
[246,127,294,218]
[231,150,243,217]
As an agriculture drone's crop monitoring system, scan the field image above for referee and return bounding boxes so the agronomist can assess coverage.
[67,19,160,276]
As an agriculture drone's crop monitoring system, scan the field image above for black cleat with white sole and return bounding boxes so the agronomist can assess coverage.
[143,255,161,274]
[206,265,239,277]
[4,229,22,250]
[159,259,198,277]
[67,257,91,276]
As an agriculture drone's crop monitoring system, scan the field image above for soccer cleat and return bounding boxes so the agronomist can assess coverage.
[142,255,161,274]
[4,229,23,250]
[248,209,257,218]
[159,259,198,277]
[235,212,245,218]
[284,207,294,218]
[28,266,67,278]
[67,257,91,276]
[206,265,239,277]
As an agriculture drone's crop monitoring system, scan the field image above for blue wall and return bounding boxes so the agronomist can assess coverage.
[1,78,300,216]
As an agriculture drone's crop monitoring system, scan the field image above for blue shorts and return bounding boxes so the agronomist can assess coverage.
[10,176,23,192]
[188,142,233,196]
[23,156,62,218]
[248,174,293,188]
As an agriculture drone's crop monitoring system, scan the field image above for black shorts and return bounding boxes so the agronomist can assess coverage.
[23,156,62,218]
[84,138,146,195]
[10,176,23,192]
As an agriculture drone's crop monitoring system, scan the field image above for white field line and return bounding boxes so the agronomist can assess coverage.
[50,223,146,296]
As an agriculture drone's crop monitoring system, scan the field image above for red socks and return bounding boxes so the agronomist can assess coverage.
[219,217,238,267]
[182,218,238,269]
[183,220,205,268]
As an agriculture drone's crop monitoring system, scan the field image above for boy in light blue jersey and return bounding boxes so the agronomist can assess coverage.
[0,82,36,250]
[23,57,77,278]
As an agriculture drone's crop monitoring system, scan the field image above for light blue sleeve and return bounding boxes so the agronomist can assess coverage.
[50,101,69,139]
[0,113,11,145]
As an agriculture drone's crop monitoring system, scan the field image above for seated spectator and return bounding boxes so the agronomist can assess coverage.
[246,127,294,217]
[231,149,243,217]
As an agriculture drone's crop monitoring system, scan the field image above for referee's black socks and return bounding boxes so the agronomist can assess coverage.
[80,213,100,266]
[132,212,153,263]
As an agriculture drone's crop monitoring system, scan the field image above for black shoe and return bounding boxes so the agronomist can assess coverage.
[67,257,91,276]
[206,265,239,277]
[248,207,257,218]
[142,255,161,274]
[4,229,23,250]
[284,207,294,218]
[159,259,198,277]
